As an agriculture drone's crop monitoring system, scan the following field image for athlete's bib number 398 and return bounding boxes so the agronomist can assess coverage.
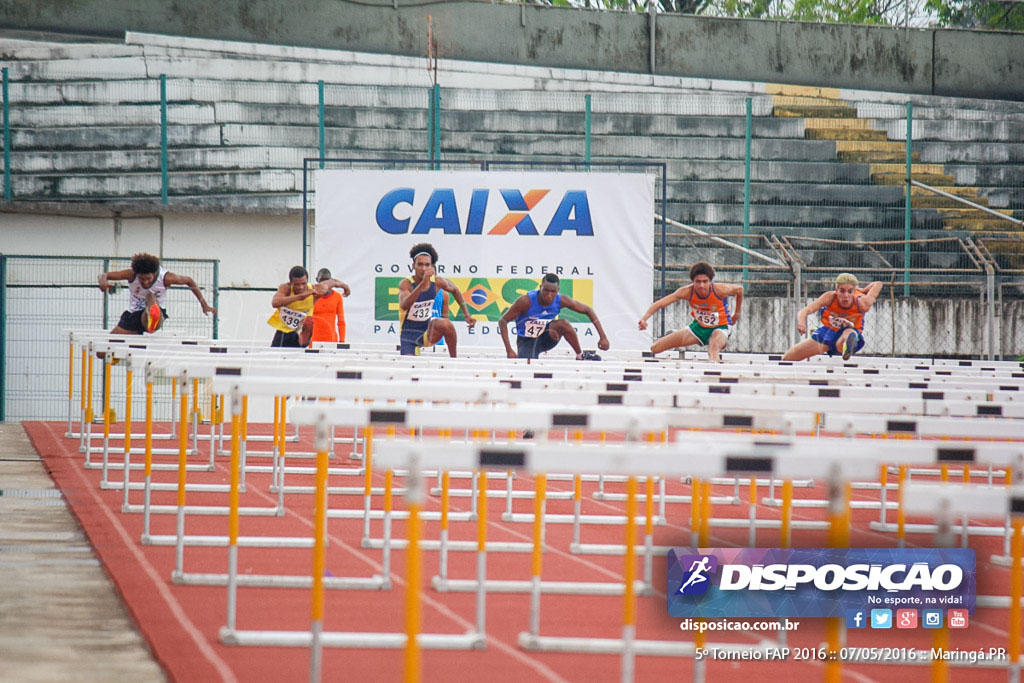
[693,309,720,327]
[523,319,547,338]
[279,307,306,330]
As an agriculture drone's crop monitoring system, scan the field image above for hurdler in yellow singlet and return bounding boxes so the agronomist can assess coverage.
[268,285,314,333]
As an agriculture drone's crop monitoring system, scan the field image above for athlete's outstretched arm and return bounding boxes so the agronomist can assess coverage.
[313,277,350,298]
[498,296,531,359]
[718,282,745,325]
[857,281,884,311]
[272,282,311,309]
[398,272,432,311]
[165,272,217,316]
[560,296,610,351]
[796,291,834,335]
[638,285,690,330]
[97,268,135,292]
[435,276,476,329]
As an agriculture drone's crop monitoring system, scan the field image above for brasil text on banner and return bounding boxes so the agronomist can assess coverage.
[314,170,655,349]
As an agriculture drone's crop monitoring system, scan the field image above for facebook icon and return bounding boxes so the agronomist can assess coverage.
[845,609,867,629]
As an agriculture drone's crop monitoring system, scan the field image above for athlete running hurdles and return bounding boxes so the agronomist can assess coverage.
[638,261,743,363]
[98,252,215,334]
[782,273,884,361]
[398,243,476,357]
[498,273,610,360]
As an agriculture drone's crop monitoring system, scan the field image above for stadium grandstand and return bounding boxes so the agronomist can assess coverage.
[1,12,1023,683]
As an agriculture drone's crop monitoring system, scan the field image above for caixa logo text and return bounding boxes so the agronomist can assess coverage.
[375,188,594,236]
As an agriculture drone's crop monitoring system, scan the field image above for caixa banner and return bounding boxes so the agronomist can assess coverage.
[667,548,975,618]
[315,170,654,348]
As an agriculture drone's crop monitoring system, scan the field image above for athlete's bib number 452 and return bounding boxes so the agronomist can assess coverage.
[694,310,720,327]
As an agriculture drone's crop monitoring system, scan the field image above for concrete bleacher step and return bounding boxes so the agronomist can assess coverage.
[9,124,222,150]
[936,207,1015,220]
[802,117,888,141]
[5,146,319,174]
[772,96,858,119]
[671,203,928,228]
[917,141,1024,164]
[942,218,1022,231]
[670,180,903,206]
[7,103,215,127]
[838,150,920,163]
[11,169,301,198]
[892,120,1024,142]
[947,164,1024,186]
[908,185,986,209]
[872,172,956,186]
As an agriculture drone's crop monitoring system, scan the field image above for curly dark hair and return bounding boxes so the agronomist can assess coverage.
[689,261,715,281]
[130,253,160,275]
[409,243,438,265]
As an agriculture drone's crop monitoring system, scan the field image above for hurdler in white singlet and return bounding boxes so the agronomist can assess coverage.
[127,268,168,311]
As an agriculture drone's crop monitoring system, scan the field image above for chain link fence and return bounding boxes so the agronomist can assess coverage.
[2,62,1023,363]
[0,255,218,422]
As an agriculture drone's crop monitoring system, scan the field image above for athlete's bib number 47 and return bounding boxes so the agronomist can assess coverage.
[523,319,547,338]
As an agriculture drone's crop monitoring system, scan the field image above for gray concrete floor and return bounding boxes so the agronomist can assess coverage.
[0,422,165,683]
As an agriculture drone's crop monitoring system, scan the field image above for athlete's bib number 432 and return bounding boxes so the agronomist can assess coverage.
[408,300,434,322]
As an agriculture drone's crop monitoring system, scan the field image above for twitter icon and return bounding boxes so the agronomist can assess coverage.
[870,609,893,629]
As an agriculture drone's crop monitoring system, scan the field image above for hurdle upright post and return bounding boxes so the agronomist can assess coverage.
[643,476,655,593]
[121,362,133,511]
[1010,512,1022,683]
[529,473,547,637]
[225,387,242,635]
[824,474,850,683]
[310,414,329,683]
[622,476,638,683]
[172,374,190,582]
[382,468,394,590]
[85,345,95,461]
[142,366,154,541]
[277,396,288,512]
[79,346,88,453]
[101,355,112,485]
[67,337,74,436]
[403,452,425,683]
[239,395,249,489]
[438,470,450,582]
[690,477,701,547]
[362,426,374,542]
[476,469,487,638]
[930,497,954,683]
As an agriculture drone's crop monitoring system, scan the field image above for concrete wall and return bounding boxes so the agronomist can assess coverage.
[0,211,303,341]
[1,1,1021,101]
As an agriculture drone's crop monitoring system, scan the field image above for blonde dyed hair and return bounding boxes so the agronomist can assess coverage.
[835,273,858,288]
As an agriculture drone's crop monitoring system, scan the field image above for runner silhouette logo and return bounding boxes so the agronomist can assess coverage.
[677,555,718,596]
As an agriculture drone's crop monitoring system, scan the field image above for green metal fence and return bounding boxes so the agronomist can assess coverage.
[0,255,218,422]
[1,65,1022,357]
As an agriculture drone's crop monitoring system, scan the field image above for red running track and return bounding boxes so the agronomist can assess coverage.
[25,421,1021,682]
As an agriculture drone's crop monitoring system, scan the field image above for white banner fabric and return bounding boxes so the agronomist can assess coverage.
[315,170,654,351]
